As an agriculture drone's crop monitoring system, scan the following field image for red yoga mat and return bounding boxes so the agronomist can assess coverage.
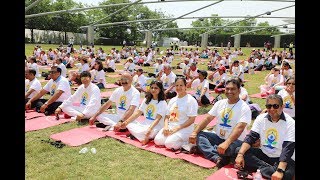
[206,165,265,180]
[103,130,216,168]
[105,83,120,89]
[50,126,109,146]
[249,93,267,99]
[100,91,113,98]
[51,125,216,168]
[25,110,45,120]
[25,115,72,132]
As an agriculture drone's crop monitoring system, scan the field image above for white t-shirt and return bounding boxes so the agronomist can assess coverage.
[29,63,40,78]
[139,99,168,129]
[109,86,140,118]
[208,99,251,141]
[153,63,164,74]
[107,59,116,70]
[93,69,107,88]
[166,94,198,137]
[278,89,295,118]
[231,65,244,81]
[280,69,294,81]
[211,72,227,86]
[251,113,295,158]
[57,63,67,78]
[25,78,42,99]
[266,74,284,87]
[43,76,71,102]
[191,79,210,100]
[136,74,147,91]
[160,71,176,91]
[60,83,101,117]
[240,87,250,104]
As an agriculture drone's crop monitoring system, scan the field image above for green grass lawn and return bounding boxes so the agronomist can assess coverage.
[25,44,294,179]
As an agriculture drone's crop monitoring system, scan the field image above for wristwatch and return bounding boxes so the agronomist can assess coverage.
[276,168,285,174]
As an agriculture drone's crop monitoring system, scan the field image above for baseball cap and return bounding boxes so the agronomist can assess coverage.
[218,66,226,71]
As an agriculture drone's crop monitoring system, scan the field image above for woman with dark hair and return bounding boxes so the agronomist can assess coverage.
[119,80,168,145]
[154,77,198,151]
[277,76,295,119]
[91,60,107,89]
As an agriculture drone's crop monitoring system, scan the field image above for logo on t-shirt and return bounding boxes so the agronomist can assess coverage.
[263,128,278,150]
[196,86,202,96]
[169,105,179,122]
[163,77,169,88]
[118,95,127,110]
[50,84,56,96]
[80,92,88,106]
[283,96,293,109]
[146,104,156,120]
[26,84,30,92]
[219,108,233,128]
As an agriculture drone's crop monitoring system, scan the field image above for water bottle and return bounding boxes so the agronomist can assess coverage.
[253,169,262,180]
[91,148,97,154]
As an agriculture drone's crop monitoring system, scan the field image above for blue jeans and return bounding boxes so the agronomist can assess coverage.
[235,147,295,180]
[196,131,242,162]
[96,83,105,89]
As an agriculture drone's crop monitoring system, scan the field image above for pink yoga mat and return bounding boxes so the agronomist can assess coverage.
[194,114,217,127]
[25,115,72,132]
[108,74,121,78]
[25,110,45,120]
[50,126,109,146]
[206,165,265,180]
[103,130,216,168]
[105,84,120,89]
[249,93,267,99]
[51,125,216,168]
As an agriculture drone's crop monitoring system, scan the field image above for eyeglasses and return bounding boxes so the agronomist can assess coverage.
[286,82,295,85]
[265,104,280,109]
[49,71,58,74]
[120,78,129,81]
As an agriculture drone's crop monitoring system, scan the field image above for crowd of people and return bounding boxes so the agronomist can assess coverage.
[25,43,295,179]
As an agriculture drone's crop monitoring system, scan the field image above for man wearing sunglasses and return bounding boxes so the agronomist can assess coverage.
[235,94,295,180]
[89,72,140,131]
[25,66,71,116]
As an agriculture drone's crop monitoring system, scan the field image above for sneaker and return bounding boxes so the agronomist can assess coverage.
[102,125,112,131]
[215,157,230,169]
[44,111,50,116]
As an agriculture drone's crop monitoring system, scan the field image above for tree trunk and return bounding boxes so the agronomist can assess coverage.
[64,31,67,45]
[31,29,34,43]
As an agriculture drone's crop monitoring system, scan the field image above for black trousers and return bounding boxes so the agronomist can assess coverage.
[33,99,62,115]
[236,147,295,180]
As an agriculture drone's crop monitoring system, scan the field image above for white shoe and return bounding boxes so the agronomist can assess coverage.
[102,125,112,131]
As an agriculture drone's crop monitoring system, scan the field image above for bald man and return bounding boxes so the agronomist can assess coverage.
[89,72,141,131]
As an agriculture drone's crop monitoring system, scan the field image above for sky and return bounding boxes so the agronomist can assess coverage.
[74,0,295,32]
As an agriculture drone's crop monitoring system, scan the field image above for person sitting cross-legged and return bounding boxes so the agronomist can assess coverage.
[154,77,198,151]
[118,80,168,145]
[89,72,140,130]
[189,78,252,168]
[25,68,42,108]
[55,71,101,121]
[25,66,71,115]
[234,94,295,180]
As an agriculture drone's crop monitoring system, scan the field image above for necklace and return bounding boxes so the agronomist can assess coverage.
[223,99,240,119]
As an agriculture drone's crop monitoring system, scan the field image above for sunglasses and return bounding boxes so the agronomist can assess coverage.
[265,104,280,109]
